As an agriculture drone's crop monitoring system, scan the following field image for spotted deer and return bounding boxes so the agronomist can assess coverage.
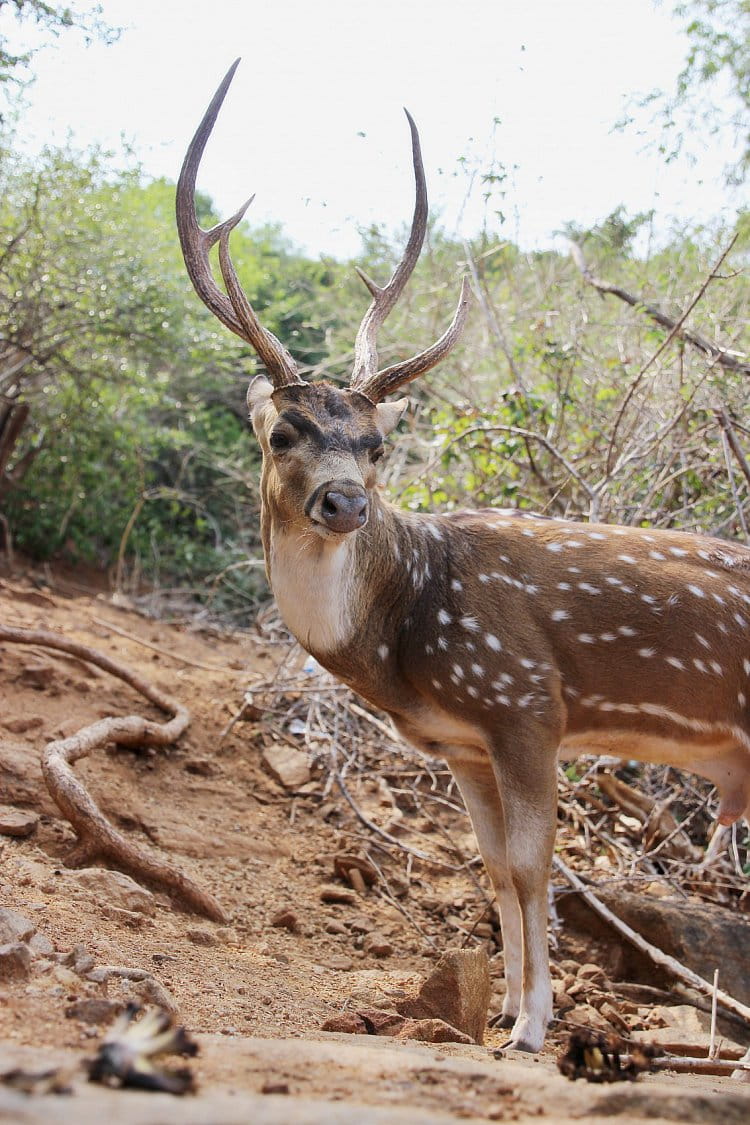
[177,61,750,1053]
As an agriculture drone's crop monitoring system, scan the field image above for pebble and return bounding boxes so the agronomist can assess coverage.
[187,928,218,946]
[319,884,357,905]
[261,744,311,789]
[323,954,354,971]
[363,933,393,958]
[68,868,156,916]
[0,941,33,980]
[261,1081,290,1095]
[348,914,375,934]
[578,963,608,984]
[65,998,123,1025]
[19,662,55,690]
[2,716,44,735]
[270,908,299,932]
[0,907,36,945]
[0,806,39,838]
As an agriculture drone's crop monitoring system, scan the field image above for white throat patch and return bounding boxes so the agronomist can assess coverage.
[270,529,354,654]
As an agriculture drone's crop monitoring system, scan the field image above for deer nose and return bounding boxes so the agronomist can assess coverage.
[321,489,368,533]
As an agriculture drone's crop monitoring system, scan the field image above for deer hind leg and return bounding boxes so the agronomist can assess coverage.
[447,754,524,1028]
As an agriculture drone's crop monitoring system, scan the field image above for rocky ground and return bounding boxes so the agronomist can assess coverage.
[1,563,749,1123]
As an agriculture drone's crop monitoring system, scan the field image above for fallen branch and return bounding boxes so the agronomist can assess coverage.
[90,614,237,673]
[641,1054,750,1076]
[553,855,750,1027]
[0,625,227,922]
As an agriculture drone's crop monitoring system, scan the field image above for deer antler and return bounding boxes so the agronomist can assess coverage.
[176,59,305,390]
[349,110,471,403]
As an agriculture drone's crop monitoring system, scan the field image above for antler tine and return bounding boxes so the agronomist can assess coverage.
[350,109,428,389]
[357,277,473,403]
[176,59,303,389]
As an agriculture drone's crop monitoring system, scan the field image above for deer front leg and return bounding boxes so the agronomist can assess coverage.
[447,754,524,1030]
[488,730,559,1052]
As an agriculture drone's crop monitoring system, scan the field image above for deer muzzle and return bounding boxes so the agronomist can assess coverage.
[308,480,368,535]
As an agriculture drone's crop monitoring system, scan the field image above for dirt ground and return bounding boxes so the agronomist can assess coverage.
[1,563,749,1123]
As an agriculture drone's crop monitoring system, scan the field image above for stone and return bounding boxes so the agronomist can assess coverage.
[2,716,44,735]
[100,905,151,929]
[0,806,39,837]
[18,662,55,690]
[0,907,36,945]
[559,887,750,1004]
[27,931,54,957]
[65,998,124,1025]
[123,975,178,1014]
[187,928,218,946]
[261,744,310,789]
[363,933,393,958]
[321,1008,403,1036]
[633,1004,746,1059]
[577,963,608,984]
[394,1018,474,1045]
[320,1007,474,1045]
[67,868,156,916]
[320,884,358,905]
[0,941,33,980]
[0,740,54,814]
[348,914,375,934]
[270,908,299,932]
[396,947,491,1045]
[323,955,354,971]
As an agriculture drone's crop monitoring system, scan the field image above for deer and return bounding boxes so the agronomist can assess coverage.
[176,60,750,1054]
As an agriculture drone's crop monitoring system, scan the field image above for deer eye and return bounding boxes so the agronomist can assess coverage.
[269,430,293,453]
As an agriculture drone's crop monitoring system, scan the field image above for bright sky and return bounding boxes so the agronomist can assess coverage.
[3,0,741,258]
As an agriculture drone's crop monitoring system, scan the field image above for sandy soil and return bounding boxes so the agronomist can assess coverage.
[1,564,749,1122]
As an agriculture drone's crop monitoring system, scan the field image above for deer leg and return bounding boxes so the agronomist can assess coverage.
[487,733,559,1052]
[447,754,523,1027]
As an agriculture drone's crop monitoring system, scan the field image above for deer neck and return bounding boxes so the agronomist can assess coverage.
[264,491,425,668]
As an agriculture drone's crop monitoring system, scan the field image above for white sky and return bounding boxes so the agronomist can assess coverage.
[3,0,742,258]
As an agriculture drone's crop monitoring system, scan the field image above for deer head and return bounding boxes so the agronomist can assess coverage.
[176,59,470,543]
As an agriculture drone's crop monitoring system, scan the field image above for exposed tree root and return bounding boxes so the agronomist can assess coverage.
[0,625,228,923]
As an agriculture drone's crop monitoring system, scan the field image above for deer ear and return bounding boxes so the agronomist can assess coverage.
[247,375,273,413]
[375,397,409,437]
